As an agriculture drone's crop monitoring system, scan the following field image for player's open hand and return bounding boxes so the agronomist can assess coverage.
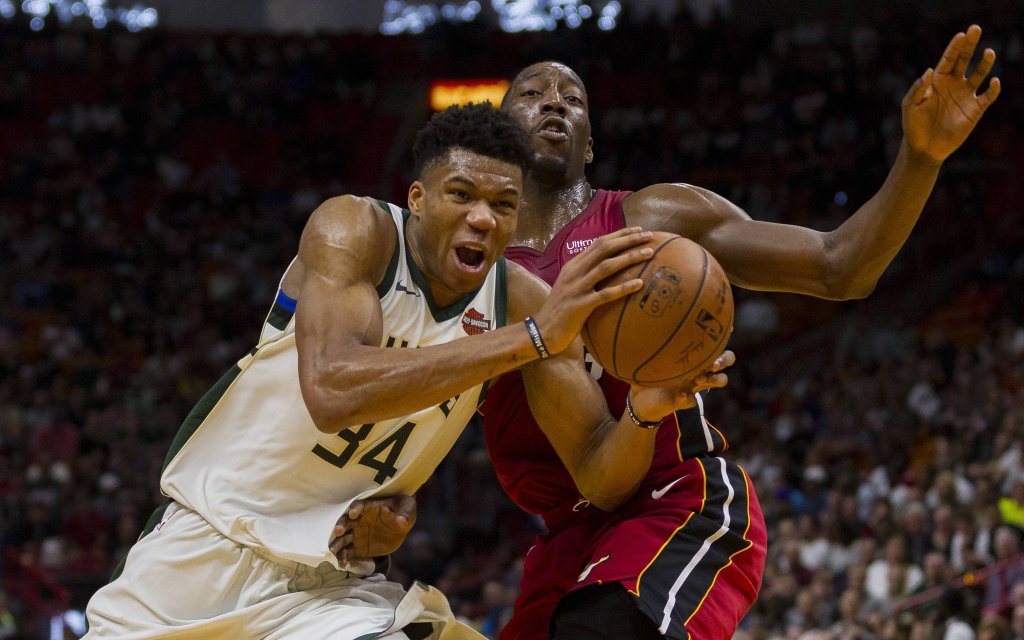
[903,24,1000,163]
[329,494,417,566]
[534,227,651,356]
[630,349,735,420]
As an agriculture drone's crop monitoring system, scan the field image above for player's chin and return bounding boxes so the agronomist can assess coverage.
[530,152,570,174]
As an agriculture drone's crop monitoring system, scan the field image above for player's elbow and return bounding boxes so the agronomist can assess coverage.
[577,476,641,513]
[821,237,879,300]
[300,379,360,433]
[306,400,353,434]
[824,270,878,300]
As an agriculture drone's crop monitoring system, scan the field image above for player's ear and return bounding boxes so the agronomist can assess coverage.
[584,137,594,164]
[408,181,425,218]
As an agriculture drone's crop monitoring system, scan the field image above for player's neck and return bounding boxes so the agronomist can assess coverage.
[512,176,591,250]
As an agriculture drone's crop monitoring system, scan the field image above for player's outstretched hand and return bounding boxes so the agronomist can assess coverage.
[629,350,735,420]
[533,227,652,356]
[903,24,1000,163]
[329,494,417,566]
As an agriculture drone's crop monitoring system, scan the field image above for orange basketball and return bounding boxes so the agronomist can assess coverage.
[581,232,734,386]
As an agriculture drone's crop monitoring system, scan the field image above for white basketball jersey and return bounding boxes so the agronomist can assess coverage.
[161,200,508,568]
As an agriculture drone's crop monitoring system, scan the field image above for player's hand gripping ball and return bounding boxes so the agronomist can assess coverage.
[582,232,734,386]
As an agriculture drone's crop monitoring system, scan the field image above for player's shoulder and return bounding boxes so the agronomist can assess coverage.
[299,195,398,278]
[306,195,395,240]
[505,260,550,325]
[623,183,749,233]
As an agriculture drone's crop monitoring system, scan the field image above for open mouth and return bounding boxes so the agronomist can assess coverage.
[455,246,486,270]
[537,118,568,140]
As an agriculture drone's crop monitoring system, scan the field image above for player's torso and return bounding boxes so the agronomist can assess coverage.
[485,189,727,527]
[161,200,507,566]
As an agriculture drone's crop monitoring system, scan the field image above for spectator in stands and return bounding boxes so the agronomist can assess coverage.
[867,535,925,605]
[941,589,977,640]
[984,527,1024,617]
[1000,478,1024,529]
[1010,603,1024,640]
[978,615,1012,640]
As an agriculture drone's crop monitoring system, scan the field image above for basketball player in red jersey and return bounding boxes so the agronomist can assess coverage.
[484,25,1001,640]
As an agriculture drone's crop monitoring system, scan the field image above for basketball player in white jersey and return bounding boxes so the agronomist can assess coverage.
[83,104,725,639]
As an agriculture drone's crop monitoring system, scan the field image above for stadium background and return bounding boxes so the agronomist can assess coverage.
[1,0,1022,638]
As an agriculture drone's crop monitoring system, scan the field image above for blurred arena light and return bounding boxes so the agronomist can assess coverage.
[380,0,617,34]
[429,79,510,110]
[381,0,480,34]
[1,0,158,30]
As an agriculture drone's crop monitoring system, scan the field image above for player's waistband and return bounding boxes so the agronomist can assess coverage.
[164,501,381,579]
[538,454,740,534]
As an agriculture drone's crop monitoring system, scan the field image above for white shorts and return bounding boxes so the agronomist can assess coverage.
[84,503,483,640]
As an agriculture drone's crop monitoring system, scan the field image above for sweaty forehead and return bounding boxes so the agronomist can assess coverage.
[513,63,585,93]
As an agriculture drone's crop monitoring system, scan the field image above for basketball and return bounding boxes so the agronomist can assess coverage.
[581,232,734,386]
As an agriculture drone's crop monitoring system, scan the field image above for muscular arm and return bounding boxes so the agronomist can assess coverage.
[626,26,999,300]
[296,204,651,433]
[295,196,541,432]
[508,262,656,511]
[623,152,939,300]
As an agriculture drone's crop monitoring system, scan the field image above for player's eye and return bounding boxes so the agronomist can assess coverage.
[566,95,583,105]
[450,190,469,200]
[521,89,540,97]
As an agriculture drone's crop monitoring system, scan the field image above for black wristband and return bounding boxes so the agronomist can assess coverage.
[626,392,662,429]
[524,316,551,359]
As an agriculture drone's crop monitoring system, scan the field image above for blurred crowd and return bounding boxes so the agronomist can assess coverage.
[1,1,1023,638]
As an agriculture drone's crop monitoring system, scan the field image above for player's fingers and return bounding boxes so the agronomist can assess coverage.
[576,228,651,265]
[953,25,981,77]
[589,278,644,306]
[711,349,736,371]
[700,371,729,390]
[967,48,996,91]
[393,494,417,522]
[329,533,354,555]
[347,501,364,519]
[903,68,932,109]
[978,77,1001,110]
[934,31,965,75]
[331,521,350,539]
[587,247,653,286]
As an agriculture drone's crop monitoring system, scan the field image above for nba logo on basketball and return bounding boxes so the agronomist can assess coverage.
[462,308,491,335]
[696,309,724,341]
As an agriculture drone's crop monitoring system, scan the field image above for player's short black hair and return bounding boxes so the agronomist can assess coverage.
[412,103,532,177]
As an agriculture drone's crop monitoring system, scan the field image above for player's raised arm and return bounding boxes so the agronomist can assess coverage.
[626,25,999,301]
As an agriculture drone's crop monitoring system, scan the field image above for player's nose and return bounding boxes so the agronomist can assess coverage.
[541,92,567,115]
[465,202,497,230]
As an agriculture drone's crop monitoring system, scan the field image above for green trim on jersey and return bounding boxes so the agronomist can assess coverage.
[494,257,508,330]
[375,200,402,298]
[161,364,243,472]
[476,257,508,407]
[400,209,484,322]
[266,302,293,331]
[107,500,171,583]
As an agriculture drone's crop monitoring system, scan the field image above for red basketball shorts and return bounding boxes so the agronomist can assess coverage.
[500,456,767,640]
